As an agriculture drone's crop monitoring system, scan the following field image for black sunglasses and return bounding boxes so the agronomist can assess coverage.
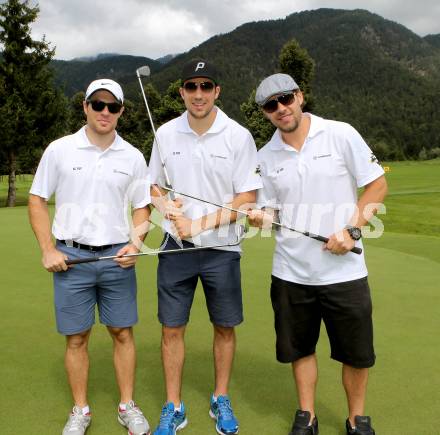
[183,81,215,92]
[262,92,296,113]
[87,100,122,114]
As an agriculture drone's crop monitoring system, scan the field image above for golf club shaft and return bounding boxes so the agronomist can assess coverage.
[65,241,240,265]
[136,71,175,200]
[162,187,362,255]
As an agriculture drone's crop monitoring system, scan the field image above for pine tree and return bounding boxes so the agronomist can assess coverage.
[240,90,275,149]
[0,0,68,206]
[279,39,315,112]
[241,39,315,147]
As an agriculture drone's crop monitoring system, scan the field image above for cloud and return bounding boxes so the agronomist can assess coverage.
[25,0,440,60]
[302,0,440,35]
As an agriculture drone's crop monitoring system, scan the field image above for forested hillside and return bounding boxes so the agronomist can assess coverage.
[44,9,440,159]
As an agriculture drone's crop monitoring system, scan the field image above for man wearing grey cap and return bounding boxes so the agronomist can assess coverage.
[149,59,262,435]
[248,73,387,435]
[29,79,151,435]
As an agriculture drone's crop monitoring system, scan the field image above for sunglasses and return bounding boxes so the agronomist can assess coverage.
[87,100,122,114]
[262,92,296,113]
[183,81,215,92]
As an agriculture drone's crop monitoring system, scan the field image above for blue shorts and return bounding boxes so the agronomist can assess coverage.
[157,235,243,328]
[53,241,138,335]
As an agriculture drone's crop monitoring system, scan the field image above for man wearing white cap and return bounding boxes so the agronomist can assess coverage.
[248,73,387,435]
[29,79,151,435]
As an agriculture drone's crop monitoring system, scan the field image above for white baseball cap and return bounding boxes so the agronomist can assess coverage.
[85,79,124,103]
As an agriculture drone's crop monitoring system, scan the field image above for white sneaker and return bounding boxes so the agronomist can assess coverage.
[62,406,91,435]
[118,400,150,435]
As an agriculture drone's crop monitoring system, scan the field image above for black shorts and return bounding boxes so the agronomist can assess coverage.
[270,275,375,368]
[157,234,243,328]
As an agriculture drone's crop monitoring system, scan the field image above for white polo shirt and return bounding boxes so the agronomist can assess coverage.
[149,107,262,251]
[257,114,385,285]
[30,126,150,245]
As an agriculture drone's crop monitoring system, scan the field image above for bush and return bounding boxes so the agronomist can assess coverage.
[428,147,440,159]
[370,140,391,161]
[418,147,428,160]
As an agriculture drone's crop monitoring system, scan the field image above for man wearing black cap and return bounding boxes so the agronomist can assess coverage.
[149,59,262,435]
[248,73,387,435]
[29,79,151,435]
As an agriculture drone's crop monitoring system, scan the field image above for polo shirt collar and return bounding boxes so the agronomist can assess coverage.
[177,106,228,135]
[108,133,125,150]
[268,113,325,151]
[307,113,326,139]
[77,126,125,151]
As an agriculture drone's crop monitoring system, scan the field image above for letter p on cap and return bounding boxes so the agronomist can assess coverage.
[195,62,205,71]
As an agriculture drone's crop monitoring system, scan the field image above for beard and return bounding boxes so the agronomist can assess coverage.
[278,119,300,133]
[276,115,301,133]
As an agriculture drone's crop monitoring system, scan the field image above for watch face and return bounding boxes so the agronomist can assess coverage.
[350,227,362,240]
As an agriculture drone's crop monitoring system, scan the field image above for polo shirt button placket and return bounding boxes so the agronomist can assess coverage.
[297,153,305,176]
[194,136,203,159]
[96,155,103,180]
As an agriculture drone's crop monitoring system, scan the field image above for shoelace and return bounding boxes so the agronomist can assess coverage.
[158,406,175,429]
[66,409,88,431]
[217,398,234,421]
[124,402,145,425]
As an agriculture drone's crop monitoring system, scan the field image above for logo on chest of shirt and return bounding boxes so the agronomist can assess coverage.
[313,153,332,160]
[210,154,227,160]
[276,167,285,174]
[72,166,83,171]
[172,151,181,156]
[113,169,130,176]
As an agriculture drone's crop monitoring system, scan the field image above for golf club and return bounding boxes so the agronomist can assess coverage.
[136,65,185,247]
[161,186,363,255]
[135,65,175,200]
[65,225,247,265]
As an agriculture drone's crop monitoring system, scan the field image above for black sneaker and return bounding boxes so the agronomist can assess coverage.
[289,410,319,435]
[346,416,375,435]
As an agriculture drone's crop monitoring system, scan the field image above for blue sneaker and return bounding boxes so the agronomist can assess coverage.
[153,402,187,435]
[209,395,239,435]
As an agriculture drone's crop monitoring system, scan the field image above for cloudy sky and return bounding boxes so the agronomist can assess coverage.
[20,0,440,60]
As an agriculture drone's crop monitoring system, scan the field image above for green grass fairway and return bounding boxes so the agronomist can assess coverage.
[379,160,440,236]
[1,161,439,434]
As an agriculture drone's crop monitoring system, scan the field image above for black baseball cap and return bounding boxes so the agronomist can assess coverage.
[181,59,218,84]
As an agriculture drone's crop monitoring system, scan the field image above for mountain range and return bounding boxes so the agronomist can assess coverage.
[50,8,440,158]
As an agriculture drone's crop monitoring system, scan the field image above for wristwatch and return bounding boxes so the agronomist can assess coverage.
[345,225,362,241]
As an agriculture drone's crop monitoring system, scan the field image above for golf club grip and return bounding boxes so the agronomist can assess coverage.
[350,246,363,254]
[65,257,100,265]
[306,233,363,255]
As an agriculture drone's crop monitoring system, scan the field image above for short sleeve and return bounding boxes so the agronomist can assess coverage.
[128,153,151,209]
[29,144,58,200]
[256,160,279,210]
[342,125,385,188]
[148,137,166,187]
[232,131,263,193]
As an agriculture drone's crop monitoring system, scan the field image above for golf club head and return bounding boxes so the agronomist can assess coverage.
[232,224,247,245]
[136,65,151,78]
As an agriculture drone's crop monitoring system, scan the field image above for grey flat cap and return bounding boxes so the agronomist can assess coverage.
[255,73,299,105]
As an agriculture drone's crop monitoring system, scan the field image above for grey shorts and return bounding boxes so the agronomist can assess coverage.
[157,235,243,327]
[53,241,138,335]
